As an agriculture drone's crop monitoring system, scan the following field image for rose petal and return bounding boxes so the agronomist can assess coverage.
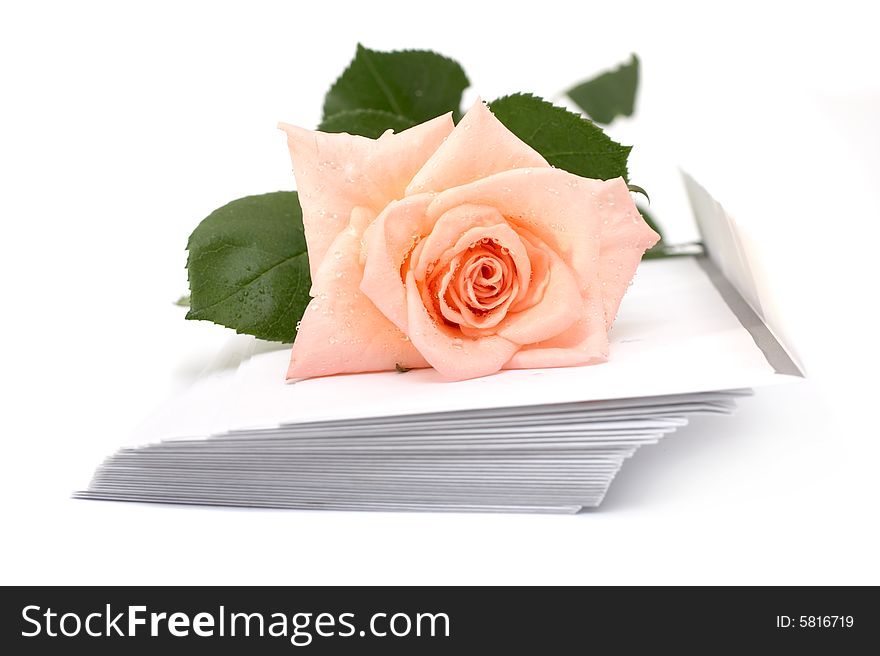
[461,252,513,310]
[503,284,609,369]
[594,178,661,326]
[427,168,601,286]
[496,233,582,346]
[411,204,507,281]
[278,114,454,278]
[435,261,466,326]
[439,249,519,330]
[287,207,428,380]
[406,271,518,381]
[405,99,548,196]
[415,217,532,310]
[427,169,656,328]
[508,235,550,313]
[359,193,435,333]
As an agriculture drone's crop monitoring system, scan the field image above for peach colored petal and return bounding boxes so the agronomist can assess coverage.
[435,262,466,326]
[460,226,529,292]
[426,168,603,289]
[287,207,427,380]
[405,271,518,381]
[503,284,609,370]
[508,233,550,313]
[279,114,454,278]
[427,170,658,328]
[415,219,532,307]
[359,194,435,333]
[439,249,519,330]
[496,234,582,346]
[594,178,661,326]
[460,251,515,310]
[405,99,549,196]
[411,204,507,281]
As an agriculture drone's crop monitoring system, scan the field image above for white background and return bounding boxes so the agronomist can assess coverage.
[1,0,878,584]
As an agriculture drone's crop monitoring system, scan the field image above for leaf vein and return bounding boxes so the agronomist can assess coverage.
[190,251,308,316]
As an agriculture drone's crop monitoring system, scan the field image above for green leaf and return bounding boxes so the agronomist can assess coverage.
[489,93,631,181]
[186,191,310,343]
[318,108,415,138]
[323,44,469,123]
[174,294,190,307]
[566,54,639,125]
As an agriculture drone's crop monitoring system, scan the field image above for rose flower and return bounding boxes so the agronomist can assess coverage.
[279,100,659,381]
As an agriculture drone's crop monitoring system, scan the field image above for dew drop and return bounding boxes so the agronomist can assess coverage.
[451,338,464,350]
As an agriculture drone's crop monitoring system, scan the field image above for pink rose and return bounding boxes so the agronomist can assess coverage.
[279,100,659,381]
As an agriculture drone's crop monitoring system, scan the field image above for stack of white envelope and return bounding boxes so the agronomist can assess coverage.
[79,387,749,513]
[77,249,802,514]
[77,176,803,513]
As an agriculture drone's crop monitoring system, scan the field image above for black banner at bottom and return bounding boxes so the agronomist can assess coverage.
[1,586,876,652]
